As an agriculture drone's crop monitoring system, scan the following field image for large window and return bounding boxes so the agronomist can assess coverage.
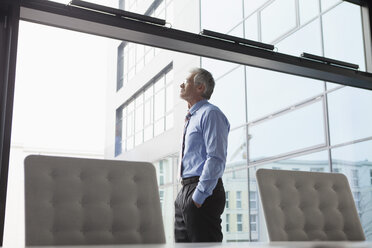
[115,65,173,154]
[6,0,371,246]
[116,0,173,90]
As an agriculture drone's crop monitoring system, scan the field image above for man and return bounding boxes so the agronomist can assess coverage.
[174,68,230,242]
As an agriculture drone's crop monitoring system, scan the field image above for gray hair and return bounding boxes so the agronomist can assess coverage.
[190,68,215,100]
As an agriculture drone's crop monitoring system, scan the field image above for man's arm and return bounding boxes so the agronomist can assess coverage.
[192,110,229,206]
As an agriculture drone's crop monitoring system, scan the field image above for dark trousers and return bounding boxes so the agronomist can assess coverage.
[174,177,225,242]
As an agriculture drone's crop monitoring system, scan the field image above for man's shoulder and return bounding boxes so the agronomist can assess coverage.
[200,102,227,118]
[199,101,220,113]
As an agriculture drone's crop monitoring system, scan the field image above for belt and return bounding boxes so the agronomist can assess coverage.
[181,177,222,186]
[181,176,199,186]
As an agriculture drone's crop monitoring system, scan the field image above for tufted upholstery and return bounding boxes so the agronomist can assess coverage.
[24,155,165,246]
[256,169,365,241]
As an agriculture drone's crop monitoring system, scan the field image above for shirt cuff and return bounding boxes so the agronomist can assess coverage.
[192,188,210,205]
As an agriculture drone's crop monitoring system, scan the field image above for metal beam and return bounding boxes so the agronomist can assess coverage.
[343,0,369,6]
[20,0,372,90]
[0,1,20,245]
[361,4,372,72]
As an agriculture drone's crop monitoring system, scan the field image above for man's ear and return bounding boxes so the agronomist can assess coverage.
[196,83,205,93]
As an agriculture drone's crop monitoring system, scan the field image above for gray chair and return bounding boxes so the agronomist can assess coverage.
[256,169,365,241]
[24,155,165,246]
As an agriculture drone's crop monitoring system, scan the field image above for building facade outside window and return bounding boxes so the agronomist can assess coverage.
[115,65,173,155]
[109,0,372,242]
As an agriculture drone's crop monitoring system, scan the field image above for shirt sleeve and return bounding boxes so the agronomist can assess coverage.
[192,109,230,205]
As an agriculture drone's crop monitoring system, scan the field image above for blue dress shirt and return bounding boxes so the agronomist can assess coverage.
[181,99,230,205]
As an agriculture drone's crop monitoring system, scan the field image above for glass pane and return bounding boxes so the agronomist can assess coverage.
[244,0,268,17]
[144,99,153,125]
[165,113,174,130]
[165,69,174,85]
[276,19,322,57]
[136,44,144,64]
[154,89,165,121]
[201,0,243,34]
[226,126,247,169]
[331,140,372,240]
[155,75,165,92]
[210,65,246,128]
[321,0,341,11]
[144,125,153,141]
[328,87,372,145]
[250,150,329,241]
[9,0,369,243]
[299,0,320,25]
[127,111,134,136]
[249,101,325,161]
[145,84,153,99]
[135,131,143,146]
[165,84,174,113]
[322,2,365,71]
[228,23,244,39]
[261,0,297,43]
[244,13,258,41]
[154,118,165,136]
[246,67,324,122]
[135,104,144,131]
[201,58,239,82]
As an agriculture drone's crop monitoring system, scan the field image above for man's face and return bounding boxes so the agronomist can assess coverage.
[180,72,201,102]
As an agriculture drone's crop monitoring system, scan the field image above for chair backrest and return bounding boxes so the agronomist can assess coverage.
[256,169,365,241]
[24,155,165,246]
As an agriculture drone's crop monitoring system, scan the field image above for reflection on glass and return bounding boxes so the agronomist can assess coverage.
[328,87,372,145]
[249,150,329,241]
[246,66,324,122]
[332,140,372,240]
[210,66,246,128]
[261,0,297,43]
[249,101,325,161]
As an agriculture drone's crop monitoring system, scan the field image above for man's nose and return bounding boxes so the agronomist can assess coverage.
[180,83,184,88]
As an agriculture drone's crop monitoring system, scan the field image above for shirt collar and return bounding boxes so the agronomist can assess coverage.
[189,99,208,116]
